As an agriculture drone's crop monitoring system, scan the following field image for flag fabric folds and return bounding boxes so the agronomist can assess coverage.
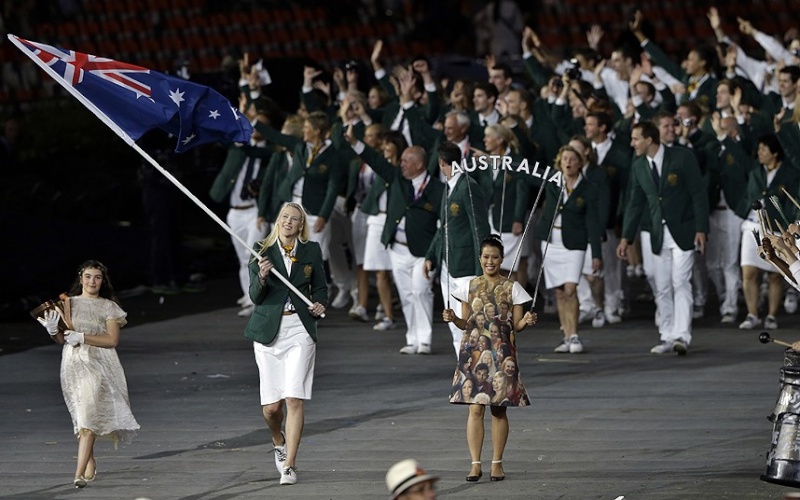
[8,34,253,152]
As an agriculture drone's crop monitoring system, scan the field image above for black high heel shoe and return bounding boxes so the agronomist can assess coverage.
[490,460,505,481]
[466,461,482,482]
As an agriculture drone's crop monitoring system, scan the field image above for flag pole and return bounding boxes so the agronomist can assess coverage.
[8,34,321,315]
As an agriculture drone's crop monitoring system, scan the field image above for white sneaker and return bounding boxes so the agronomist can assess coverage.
[626,265,634,278]
[273,432,287,475]
[568,334,584,353]
[739,314,761,330]
[417,344,431,354]
[786,293,798,314]
[720,313,736,324]
[236,295,249,306]
[765,315,778,330]
[399,345,416,354]
[331,288,351,309]
[375,304,386,321]
[605,311,622,324]
[554,339,570,353]
[692,305,704,319]
[634,265,644,277]
[373,318,396,331]
[237,304,254,317]
[672,338,688,356]
[650,341,674,354]
[349,305,369,322]
[280,466,297,485]
[592,310,606,328]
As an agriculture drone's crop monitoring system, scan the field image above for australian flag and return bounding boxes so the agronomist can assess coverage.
[8,34,253,153]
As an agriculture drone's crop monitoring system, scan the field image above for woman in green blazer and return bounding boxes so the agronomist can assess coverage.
[245,202,327,486]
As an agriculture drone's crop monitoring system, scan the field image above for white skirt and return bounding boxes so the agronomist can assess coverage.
[364,213,392,271]
[253,314,316,405]
[489,218,527,271]
[351,209,369,266]
[740,219,774,272]
[542,229,585,289]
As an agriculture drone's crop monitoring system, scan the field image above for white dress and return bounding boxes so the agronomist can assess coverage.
[61,297,139,444]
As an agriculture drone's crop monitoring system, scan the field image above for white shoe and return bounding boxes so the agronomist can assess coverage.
[591,310,606,328]
[375,304,386,321]
[634,265,644,277]
[237,305,254,317]
[373,318,396,331]
[417,344,431,355]
[738,314,761,330]
[568,334,584,353]
[331,288,351,309]
[399,345,416,354]
[605,311,622,324]
[273,432,287,475]
[280,466,297,485]
[236,295,249,306]
[626,265,634,278]
[692,305,704,319]
[765,315,778,330]
[786,293,798,314]
[720,313,736,324]
[553,339,570,353]
[578,308,595,324]
[650,341,674,354]
[349,305,369,322]
[672,338,688,356]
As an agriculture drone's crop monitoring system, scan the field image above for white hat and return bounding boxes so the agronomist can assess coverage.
[385,459,438,499]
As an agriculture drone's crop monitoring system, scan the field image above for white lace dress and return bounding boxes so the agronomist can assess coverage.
[60,297,139,444]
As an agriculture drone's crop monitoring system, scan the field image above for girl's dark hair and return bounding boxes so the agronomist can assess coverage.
[480,234,504,257]
[68,260,119,303]
[758,134,784,162]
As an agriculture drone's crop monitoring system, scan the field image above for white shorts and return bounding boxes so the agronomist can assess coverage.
[363,213,392,271]
[542,229,585,289]
[740,219,774,272]
[253,314,316,405]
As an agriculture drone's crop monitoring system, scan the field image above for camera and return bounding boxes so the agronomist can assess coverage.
[565,58,582,80]
[682,118,693,127]
[344,60,359,71]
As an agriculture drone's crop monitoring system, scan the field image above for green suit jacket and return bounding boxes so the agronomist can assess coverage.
[734,161,799,224]
[707,137,750,210]
[277,141,345,219]
[598,139,632,227]
[209,145,272,204]
[244,240,328,345]
[642,40,717,110]
[476,157,529,232]
[426,174,491,277]
[622,146,710,253]
[357,143,443,257]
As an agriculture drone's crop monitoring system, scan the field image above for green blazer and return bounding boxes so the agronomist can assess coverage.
[642,40,717,109]
[622,146,710,253]
[778,123,800,173]
[528,101,564,166]
[598,139,632,227]
[476,156,529,232]
[734,161,799,224]
[258,148,293,222]
[529,175,603,259]
[244,240,328,345]
[426,174,491,277]
[358,143,443,257]
[209,144,272,204]
[707,137,750,210]
[277,141,345,220]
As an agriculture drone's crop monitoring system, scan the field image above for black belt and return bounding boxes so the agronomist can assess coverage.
[715,205,727,210]
[282,310,296,316]
[231,204,255,210]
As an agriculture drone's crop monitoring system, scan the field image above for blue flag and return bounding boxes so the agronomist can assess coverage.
[8,34,253,152]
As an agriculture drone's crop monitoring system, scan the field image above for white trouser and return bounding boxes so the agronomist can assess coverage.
[651,225,695,344]
[706,207,742,316]
[390,244,434,350]
[691,250,708,308]
[640,231,657,293]
[602,230,622,315]
[327,202,355,291]
[226,206,265,305]
[440,261,476,358]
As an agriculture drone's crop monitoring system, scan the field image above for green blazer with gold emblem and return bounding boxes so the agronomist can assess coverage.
[622,146,710,253]
[529,175,603,259]
[209,144,272,204]
[357,143,443,257]
[707,137,750,211]
[734,161,799,224]
[277,141,345,220]
[426,174,491,277]
[244,240,328,345]
[599,139,632,227]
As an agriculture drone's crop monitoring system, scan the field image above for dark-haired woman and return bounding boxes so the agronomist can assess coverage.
[443,235,537,483]
[36,260,139,488]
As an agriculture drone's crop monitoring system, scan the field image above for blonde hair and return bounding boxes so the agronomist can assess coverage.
[554,145,586,172]
[484,123,519,154]
[253,202,310,259]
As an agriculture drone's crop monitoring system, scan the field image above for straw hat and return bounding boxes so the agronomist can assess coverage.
[385,459,438,499]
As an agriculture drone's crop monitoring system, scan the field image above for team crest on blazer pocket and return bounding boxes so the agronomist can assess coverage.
[450,203,460,216]
[318,164,328,174]
[575,196,585,207]
[667,173,678,186]
[606,165,617,177]
[726,153,735,166]
[423,202,434,211]
[303,265,313,278]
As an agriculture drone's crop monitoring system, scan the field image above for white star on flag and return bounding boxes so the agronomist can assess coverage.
[209,109,220,119]
[169,88,185,106]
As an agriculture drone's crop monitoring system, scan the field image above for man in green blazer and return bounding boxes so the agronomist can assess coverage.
[345,124,444,355]
[425,142,491,357]
[617,121,709,356]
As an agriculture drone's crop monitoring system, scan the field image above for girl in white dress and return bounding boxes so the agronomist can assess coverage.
[37,260,139,488]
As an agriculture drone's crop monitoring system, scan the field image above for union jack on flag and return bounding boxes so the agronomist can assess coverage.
[8,34,253,152]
